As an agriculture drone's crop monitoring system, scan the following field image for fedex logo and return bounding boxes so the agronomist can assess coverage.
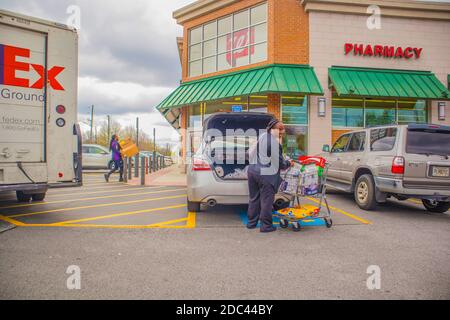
[0,44,65,91]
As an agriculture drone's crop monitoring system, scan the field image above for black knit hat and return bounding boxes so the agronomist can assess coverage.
[266,118,280,131]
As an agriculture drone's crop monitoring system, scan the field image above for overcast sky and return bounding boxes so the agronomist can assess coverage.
[1,0,193,147]
[1,0,449,147]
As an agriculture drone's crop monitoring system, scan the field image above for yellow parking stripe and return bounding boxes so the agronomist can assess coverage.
[46,186,158,198]
[186,212,196,228]
[52,204,187,225]
[8,194,187,218]
[50,183,133,193]
[0,187,186,209]
[0,214,25,226]
[307,197,372,225]
[16,222,192,229]
[82,181,122,187]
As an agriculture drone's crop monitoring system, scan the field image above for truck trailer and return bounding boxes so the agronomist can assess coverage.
[0,10,82,202]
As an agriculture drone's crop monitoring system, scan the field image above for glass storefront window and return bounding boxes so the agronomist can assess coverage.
[332,96,429,128]
[187,2,267,77]
[204,97,248,121]
[189,104,202,129]
[249,95,268,113]
[332,98,364,128]
[398,99,427,124]
[283,126,308,159]
[282,96,308,125]
[365,99,396,127]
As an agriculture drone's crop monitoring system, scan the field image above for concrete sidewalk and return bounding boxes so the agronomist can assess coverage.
[127,165,186,187]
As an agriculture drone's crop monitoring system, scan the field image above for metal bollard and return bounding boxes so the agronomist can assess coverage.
[127,157,132,180]
[123,157,128,183]
[134,154,139,177]
[149,156,153,173]
[140,156,145,186]
[145,157,149,175]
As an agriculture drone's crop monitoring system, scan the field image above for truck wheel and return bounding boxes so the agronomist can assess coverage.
[422,200,450,213]
[16,191,32,203]
[354,174,377,210]
[32,193,46,202]
[187,199,201,212]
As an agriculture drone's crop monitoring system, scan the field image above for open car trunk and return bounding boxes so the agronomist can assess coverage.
[203,113,275,180]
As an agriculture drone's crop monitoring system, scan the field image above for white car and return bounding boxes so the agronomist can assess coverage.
[82,144,115,170]
[187,112,290,212]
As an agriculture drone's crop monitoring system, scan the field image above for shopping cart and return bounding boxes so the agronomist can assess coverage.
[275,156,332,232]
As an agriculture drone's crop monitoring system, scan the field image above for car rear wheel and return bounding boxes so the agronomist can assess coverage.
[354,174,377,210]
[422,200,450,213]
[108,161,116,170]
[187,199,201,212]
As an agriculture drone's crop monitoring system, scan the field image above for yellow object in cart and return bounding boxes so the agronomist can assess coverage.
[119,138,139,157]
[276,204,320,219]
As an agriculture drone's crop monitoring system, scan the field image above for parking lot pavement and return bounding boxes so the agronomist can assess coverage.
[0,173,449,299]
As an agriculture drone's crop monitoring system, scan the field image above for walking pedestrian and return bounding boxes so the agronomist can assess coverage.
[104,134,124,182]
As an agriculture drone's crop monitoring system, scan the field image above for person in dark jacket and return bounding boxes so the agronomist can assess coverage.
[104,134,124,182]
[247,119,291,232]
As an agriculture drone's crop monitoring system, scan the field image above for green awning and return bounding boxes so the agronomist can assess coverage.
[329,67,450,100]
[156,64,323,112]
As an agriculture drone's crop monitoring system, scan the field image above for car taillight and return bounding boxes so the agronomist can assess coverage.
[192,157,211,171]
[391,156,405,174]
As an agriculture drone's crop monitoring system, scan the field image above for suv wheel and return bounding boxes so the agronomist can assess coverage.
[187,199,201,212]
[354,174,377,210]
[422,200,450,213]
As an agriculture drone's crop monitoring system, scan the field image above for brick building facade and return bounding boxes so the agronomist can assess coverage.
[157,0,450,162]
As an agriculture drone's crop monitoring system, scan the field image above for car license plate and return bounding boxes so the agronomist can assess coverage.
[432,166,450,177]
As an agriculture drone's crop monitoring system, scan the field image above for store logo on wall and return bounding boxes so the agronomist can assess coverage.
[345,43,423,59]
[0,44,65,90]
[226,28,255,66]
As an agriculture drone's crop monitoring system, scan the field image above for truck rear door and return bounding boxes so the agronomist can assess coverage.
[0,24,46,164]
[403,125,450,189]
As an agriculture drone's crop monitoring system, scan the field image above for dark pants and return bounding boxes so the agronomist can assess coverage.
[107,159,123,180]
[247,169,276,231]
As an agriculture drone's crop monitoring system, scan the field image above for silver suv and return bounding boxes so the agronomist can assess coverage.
[321,124,450,212]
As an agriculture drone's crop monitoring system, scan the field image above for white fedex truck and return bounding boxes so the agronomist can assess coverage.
[0,10,82,202]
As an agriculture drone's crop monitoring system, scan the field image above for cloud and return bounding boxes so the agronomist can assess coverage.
[1,0,190,118]
[78,77,173,115]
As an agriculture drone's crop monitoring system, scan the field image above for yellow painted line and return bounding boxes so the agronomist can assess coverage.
[82,181,122,186]
[186,212,196,228]
[50,183,134,193]
[146,216,188,228]
[307,197,372,225]
[17,222,192,229]
[47,186,158,198]
[408,199,422,205]
[0,187,186,209]
[8,194,187,218]
[52,203,187,225]
[0,214,26,226]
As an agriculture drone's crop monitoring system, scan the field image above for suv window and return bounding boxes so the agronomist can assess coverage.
[331,134,351,153]
[370,128,397,151]
[82,146,89,153]
[347,132,366,152]
[406,129,450,156]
